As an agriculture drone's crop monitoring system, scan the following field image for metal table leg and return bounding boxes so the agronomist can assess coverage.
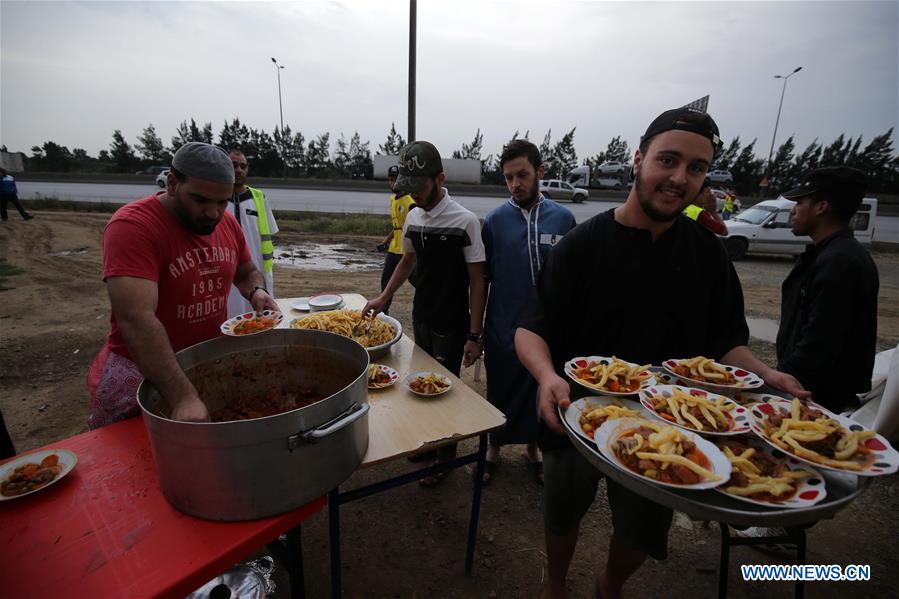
[329,488,342,599]
[718,522,730,599]
[718,523,808,599]
[465,434,488,574]
[266,525,306,599]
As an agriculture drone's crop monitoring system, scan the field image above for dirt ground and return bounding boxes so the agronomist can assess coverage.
[1,211,898,598]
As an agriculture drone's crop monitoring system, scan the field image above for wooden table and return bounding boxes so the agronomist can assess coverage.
[0,418,326,599]
[278,294,507,597]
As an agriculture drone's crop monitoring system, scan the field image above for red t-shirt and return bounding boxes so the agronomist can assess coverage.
[102,194,251,360]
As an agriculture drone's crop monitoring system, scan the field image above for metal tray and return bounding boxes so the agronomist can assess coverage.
[559,383,871,527]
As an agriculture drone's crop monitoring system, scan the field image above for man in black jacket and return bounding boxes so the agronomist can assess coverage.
[777,166,879,412]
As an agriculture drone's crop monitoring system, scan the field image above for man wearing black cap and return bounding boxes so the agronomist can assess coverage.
[777,167,879,412]
[515,108,807,599]
[87,142,279,429]
[363,141,487,486]
[377,164,416,314]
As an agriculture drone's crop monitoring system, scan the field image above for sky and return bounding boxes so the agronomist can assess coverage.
[1,0,897,163]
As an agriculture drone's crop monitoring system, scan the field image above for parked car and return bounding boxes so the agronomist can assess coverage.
[706,169,733,185]
[597,160,627,175]
[156,169,170,188]
[721,197,877,260]
[136,165,170,175]
[595,177,624,190]
[539,179,588,203]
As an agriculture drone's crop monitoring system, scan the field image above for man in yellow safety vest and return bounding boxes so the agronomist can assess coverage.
[378,164,416,314]
[226,150,279,316]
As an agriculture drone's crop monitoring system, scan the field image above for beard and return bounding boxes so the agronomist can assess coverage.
[173,187,220,235]
[415,181,442,210]
[513,177,540,209]
[635,170,688,223]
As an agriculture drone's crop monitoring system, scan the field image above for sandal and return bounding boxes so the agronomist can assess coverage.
[523,454,544,486]
[474,460,498,486]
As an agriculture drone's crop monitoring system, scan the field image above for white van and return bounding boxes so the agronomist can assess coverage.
[722,197,877,260]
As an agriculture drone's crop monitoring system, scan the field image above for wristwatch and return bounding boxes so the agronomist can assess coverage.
[248,285,268,299]
[467,331,482,343]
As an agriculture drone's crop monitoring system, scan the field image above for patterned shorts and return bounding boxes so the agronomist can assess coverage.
[86,345,144,430]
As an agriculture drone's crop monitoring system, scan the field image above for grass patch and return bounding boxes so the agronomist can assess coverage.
[22,195,119,214]
[0,262,26,292]
[274,211,390,236]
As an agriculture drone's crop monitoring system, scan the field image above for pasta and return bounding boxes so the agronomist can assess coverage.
[290,309,396,347]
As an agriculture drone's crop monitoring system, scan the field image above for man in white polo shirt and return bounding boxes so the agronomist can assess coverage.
[363,140,487,487]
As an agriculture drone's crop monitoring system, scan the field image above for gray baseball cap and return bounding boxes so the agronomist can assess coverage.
[171,142,235,184]
[395,141,443,194]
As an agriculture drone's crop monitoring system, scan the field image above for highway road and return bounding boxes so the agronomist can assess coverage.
[17,180,899,243]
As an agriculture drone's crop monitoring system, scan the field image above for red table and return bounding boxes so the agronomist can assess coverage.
[0,418,326,598]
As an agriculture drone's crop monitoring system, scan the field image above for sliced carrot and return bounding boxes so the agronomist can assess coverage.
[41,455,59,468]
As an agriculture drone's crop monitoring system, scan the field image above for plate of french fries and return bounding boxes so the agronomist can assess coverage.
[714,437,827,508]
[639,385,751,436]
[367,364,399,389]
[596,417,731,490]
[564,356,657,396]
[564,396,651,442]
[404,371,453,397]
[663,357,763,390]
[748,398,898,476]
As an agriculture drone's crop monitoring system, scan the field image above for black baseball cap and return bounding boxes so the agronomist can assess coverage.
[641,107,723,155]
[781,166,867,212]
[387,165,399,177]
[395,141,443,194]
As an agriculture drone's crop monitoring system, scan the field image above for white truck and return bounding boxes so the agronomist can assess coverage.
[566,164,629,189]
[372,154,481,184]
[721,197,877,260]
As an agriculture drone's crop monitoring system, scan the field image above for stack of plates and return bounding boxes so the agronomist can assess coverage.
[308,294,344,312]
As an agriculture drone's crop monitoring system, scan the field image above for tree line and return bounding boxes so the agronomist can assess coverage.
[13,119,898,194]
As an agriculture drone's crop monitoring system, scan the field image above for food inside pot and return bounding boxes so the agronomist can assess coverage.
[210,385,325,422]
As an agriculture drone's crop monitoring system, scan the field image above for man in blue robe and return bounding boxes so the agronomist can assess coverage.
[480,139,577,485]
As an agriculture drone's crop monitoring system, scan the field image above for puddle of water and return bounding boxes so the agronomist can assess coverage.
[48,247,88,256]
[746,316,780,343]
[275,242,382,272]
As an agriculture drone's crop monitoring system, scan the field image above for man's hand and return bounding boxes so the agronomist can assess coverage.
[538,373,572,435]
[250,288,279,312]
[170,394,211,422]
[462,339,482,367]
[362,294,390,319]
[764,369,812,400]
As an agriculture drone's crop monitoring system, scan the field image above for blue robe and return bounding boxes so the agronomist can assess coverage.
[482,197,577,444]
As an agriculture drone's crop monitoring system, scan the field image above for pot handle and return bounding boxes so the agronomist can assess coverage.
[289,402,369,448]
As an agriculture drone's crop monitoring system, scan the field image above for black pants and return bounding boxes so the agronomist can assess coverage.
[1,193,30,220]
[0,411,16,460]
[413,321,467,461]
[380,253,403,314]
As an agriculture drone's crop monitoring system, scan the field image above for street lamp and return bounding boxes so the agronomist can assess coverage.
[271,57,285,132]
[765,66,802,182]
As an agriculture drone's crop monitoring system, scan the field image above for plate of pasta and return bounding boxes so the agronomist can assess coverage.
[564,356,656,396]
[563,396,651,442]
[367,364,399,389]
[404,371,452,397]
[290,309,402,358]
[596,417,731,490]
[220,310,283,336]
[639,385,751,435]
[749,398,899,476]
[662,357,763,390]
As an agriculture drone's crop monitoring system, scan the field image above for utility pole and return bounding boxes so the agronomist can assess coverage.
[408,0,417,144]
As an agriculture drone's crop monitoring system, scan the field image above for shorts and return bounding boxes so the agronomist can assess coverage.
[543,444,673,560]
[86,345,144,430]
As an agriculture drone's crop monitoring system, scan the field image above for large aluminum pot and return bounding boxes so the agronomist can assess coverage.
[138,329,370,521]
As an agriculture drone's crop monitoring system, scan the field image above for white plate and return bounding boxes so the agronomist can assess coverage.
[639,384,751,436]
[595,417,731,490]
[309,294,344,312]
[403,371,452,397]
[368,364,400,390]
[563,356,657,396]
[564,396,653,443]
[291,297,310,311]
[662,358,764,391]
[713,437,827,509]
[220,310,283,336]
[289,311,402,358]
[0,449,78,501]
[748,398,899,476]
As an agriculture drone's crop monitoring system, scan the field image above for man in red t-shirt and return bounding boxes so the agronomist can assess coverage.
[87,142,279,429]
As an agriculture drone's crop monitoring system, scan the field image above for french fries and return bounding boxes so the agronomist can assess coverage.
[578,401,642,439]
[717,440,811,501]
[761,399,875,471]
[572,357,651,393]
[612,421,720,485]
[367,364,393,388]
[670,356,737,385]
[648,387,736,432]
